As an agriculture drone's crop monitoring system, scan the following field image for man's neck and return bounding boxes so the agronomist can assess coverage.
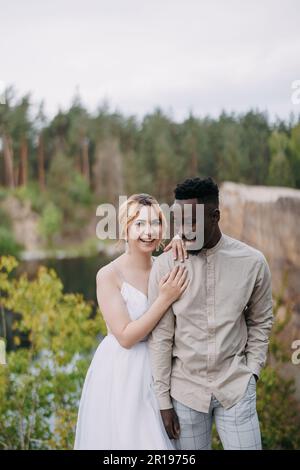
[187,227,222,255]
[203,227,222,249]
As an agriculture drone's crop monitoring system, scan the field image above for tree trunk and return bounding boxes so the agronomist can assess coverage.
[37,133,45,190]
[75,153,81,173]
[19,136,28,186]
[81,136,90,184]
[15,137,28,186]
[3,134,15,188]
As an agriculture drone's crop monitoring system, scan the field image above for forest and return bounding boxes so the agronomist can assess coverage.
[1,86,300,205]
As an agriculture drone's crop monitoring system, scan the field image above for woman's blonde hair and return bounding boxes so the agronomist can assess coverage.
[118,193,167,250]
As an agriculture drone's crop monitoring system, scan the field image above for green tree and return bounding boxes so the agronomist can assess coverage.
[0,255,106,449]
[289,124,300,188]
[267,131,295,187]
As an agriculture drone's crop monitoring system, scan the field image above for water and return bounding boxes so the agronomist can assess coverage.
[2,251,115,351]
[17,252,115,306]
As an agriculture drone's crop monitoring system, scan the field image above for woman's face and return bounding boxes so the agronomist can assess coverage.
[127,204,162,253]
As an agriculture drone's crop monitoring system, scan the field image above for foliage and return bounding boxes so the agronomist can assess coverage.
[1,88,300,210]
[267,131,295,187]
[0,208,23,257]
[0,227,23,258]
[0,255,106,449]
[12,182,49,215]
[38,203,63,248]
[46,153,93,233]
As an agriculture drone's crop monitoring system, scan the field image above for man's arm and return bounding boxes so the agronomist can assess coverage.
[148,257,175,410]
[245,254,274,379]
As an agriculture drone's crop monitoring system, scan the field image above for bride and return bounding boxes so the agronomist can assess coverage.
[74,193,188,450]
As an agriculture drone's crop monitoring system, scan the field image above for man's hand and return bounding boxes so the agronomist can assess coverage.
[160,408,180,439]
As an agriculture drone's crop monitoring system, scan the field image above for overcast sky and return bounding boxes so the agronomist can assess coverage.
[1,0,300,121]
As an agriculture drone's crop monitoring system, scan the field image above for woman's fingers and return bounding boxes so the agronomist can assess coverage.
[174,265,187,283]
[172,241,178,261]
[163,236,188,262]
[159,271,170,287]
[174,239,186,262]
[177,240,184,262]
[183,241,188,259]
[161,265,188,287]
[177,268,188,286]
[168,265,180,281]
[163,241,172,253]
[180,278,190,293]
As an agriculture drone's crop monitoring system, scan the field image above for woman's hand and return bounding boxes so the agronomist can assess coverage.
[163,234,188,262]
[158,265,189,305]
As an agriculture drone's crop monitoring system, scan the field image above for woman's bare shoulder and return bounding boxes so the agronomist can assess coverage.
[96,256,124,287]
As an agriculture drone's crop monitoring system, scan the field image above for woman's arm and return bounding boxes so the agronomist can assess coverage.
[96,265,188,349]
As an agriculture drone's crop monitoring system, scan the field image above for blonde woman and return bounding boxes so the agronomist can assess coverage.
[74,194,188,450]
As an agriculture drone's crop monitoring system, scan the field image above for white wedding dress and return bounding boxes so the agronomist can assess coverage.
[74,280,175,450]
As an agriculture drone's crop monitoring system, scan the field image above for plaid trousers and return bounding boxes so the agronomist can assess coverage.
[172,375,262,450]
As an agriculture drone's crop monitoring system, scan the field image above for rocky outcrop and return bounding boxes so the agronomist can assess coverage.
[220,182,300,312]
[1,196,42,251]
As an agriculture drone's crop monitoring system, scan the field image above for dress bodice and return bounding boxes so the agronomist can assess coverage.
[104,256,156,337]
[106,281,149,337]
[120,281,149,320]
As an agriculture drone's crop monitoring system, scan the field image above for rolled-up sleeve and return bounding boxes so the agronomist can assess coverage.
[147,258,175,410]
[245,255,274,378]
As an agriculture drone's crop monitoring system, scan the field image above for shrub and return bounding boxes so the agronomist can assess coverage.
[38,203,63,248]
[0,255,106,449]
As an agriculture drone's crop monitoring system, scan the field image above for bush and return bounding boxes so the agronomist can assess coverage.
[0,207,12,230]
[0,255,106,449]
[69,172,92,206]
[0,226,23,257]
[0,206,23,257]
[12,183,49,215]
[38,203,63,248]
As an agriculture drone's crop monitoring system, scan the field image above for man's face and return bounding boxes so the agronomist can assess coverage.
[173,198,219,254]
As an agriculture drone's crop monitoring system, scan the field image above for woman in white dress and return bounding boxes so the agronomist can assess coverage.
[74,193,188,450]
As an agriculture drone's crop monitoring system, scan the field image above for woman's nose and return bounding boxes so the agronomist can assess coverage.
[143,224,152,237]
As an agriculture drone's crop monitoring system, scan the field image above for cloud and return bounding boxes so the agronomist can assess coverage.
[1,0,299,121]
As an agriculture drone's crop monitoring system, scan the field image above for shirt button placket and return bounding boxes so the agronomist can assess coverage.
[206,253,215,384]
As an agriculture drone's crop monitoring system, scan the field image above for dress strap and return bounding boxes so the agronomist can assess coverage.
[111,260,125,287]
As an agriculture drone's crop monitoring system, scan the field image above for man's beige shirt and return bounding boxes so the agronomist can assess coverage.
[147,233,274,412]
